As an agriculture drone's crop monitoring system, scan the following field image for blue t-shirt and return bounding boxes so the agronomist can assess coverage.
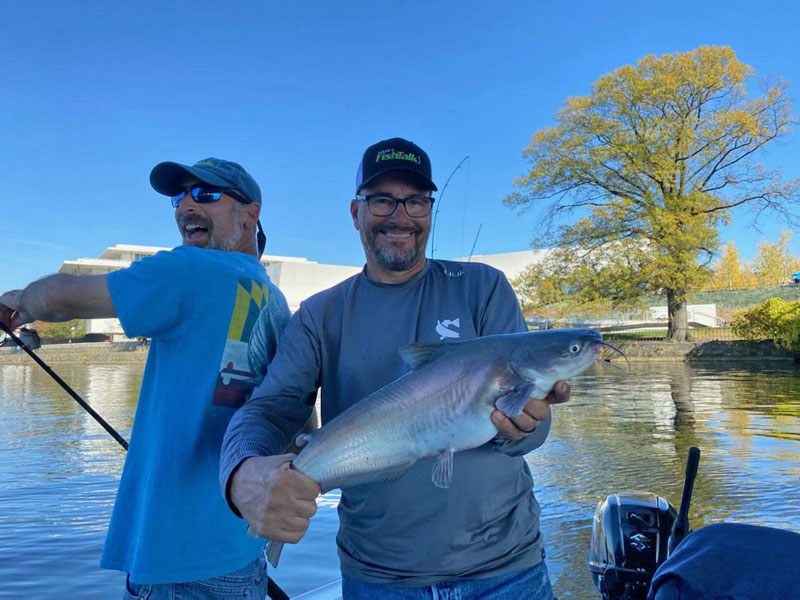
[102,246,290,584]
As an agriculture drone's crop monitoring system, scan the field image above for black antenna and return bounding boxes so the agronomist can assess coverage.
[430,155,469,259]
[668,446,701,556]
[0,321,129,450]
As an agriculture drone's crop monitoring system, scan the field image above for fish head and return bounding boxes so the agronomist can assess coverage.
[509,328,608,383]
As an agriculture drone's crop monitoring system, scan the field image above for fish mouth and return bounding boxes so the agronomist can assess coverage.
[593,339,629,372]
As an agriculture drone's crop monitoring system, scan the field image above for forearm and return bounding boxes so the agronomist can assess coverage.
[19,274,114,322]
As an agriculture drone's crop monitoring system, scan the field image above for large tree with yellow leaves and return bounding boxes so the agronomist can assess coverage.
[505,46,798,341]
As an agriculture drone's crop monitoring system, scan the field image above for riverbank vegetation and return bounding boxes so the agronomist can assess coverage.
[732,298,800,353]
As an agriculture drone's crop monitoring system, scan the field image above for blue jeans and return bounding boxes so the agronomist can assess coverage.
[123,553,268,600]
[342,561,555,600]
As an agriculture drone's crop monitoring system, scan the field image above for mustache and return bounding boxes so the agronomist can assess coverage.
[374,224,421,235]
[177,215,211,231]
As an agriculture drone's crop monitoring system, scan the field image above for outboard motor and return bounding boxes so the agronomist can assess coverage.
[589,447,701,600]
[588,492,677,599]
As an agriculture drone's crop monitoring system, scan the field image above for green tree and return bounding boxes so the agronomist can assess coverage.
[505,46,798,341]
[732,298,800,353]
[41,319,85,342]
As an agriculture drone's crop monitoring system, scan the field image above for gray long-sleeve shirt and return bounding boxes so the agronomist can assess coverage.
[221,259,551,585]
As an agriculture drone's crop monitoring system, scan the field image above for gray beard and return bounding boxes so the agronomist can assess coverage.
[187,204,245,252]
[361,228,423,272]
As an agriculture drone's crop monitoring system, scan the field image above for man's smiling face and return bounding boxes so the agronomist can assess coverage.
[174,184,252,252]
[351,173,432,283]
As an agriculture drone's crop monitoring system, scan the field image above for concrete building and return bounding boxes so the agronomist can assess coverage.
[58,245,717,339]
[58,244,362,340]
[455,249,551,281]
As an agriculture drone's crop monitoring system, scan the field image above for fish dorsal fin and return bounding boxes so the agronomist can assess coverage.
[399,342,451,370]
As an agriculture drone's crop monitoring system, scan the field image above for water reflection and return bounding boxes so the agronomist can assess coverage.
[530,361,800,598]
[1,361,799,599]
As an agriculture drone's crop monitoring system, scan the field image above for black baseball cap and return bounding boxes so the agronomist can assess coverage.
[356,138,437,193]
[150,157,262,205]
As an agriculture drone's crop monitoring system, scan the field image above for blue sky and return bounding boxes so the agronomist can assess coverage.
[1,0,799,292]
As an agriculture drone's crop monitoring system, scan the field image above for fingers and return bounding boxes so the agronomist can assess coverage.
[492,381,572,441]
[548,380,571,404]
[0,291,31,330]
[230,454,321,542]
[492,409,537,441]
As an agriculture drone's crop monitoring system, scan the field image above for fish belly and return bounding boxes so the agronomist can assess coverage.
[293,366,498,490]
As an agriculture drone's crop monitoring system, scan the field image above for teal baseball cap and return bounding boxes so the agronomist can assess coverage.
[150,157,262,205]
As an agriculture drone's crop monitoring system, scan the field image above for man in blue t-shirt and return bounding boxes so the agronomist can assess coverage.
[0,158,290,598]
[221,138,571,599]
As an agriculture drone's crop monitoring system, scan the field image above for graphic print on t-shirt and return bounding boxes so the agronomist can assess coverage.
[213,277,270,408]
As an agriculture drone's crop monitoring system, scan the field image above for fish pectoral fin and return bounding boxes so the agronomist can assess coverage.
[431,449,454,489]
[399,342,450,370]
[495,384,535,417]
[266,540,284,568]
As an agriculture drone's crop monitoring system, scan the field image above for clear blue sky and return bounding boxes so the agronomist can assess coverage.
[2,0,799,292]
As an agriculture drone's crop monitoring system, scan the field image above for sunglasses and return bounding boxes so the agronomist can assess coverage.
[171,186,251,208]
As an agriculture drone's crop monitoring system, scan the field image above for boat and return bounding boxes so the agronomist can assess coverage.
[588,447,800,599]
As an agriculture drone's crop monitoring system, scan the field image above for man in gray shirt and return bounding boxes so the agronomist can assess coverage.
[220,138,570,599]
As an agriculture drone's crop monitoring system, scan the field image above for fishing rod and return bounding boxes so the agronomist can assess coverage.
[0,320,291,600]
[0,321,129,450]
[430,155,470,259]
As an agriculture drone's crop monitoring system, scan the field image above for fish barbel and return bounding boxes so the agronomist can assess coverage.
[265,328,624,566]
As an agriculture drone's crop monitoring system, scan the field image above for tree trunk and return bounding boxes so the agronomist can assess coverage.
[666,289,690,342]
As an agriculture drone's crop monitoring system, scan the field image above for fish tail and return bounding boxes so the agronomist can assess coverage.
[266,539,285,568]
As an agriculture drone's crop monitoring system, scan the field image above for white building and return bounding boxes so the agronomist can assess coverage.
[58,244,362,340]
[455,249,552,281]
[59,245,714,339]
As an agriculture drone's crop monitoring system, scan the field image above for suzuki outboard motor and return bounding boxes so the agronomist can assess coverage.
[589,447,701,599]
[589,492,677,599]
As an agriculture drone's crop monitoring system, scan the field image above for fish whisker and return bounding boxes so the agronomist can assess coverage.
[595,340,630,373]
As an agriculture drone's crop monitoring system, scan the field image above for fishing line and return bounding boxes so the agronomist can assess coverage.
[0,321,291,600]
[430,155,470,259]
[0,321,128,449]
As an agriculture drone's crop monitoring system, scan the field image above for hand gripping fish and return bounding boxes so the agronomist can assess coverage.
[265,328,625,566]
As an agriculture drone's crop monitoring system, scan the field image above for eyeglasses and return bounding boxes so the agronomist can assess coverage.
[355,194,435,218]
[171,186,251,208]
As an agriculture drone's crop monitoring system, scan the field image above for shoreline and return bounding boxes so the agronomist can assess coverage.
[1,339,796,365]
[0,341,148,365]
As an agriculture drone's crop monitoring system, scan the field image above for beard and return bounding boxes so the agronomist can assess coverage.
[178,204,244,252]
[360,222,427,272]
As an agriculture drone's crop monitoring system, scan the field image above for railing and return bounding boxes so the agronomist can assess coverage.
[527,321,743,342]
[601,327,741,342]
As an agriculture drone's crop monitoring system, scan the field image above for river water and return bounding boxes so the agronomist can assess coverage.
[1,361,798,599]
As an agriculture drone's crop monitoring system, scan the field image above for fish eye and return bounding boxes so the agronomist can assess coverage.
[569,343,581,354]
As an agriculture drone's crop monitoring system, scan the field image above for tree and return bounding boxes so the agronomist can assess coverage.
[505,46,799,341]
[41,319,85,342]
[705,241,758,291]
[752,230,800,287]
[732,297,800,353]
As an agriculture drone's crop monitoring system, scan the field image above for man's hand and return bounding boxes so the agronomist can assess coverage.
[229,454,321,543]
[492,380,571,441]
[0,290,32,330]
